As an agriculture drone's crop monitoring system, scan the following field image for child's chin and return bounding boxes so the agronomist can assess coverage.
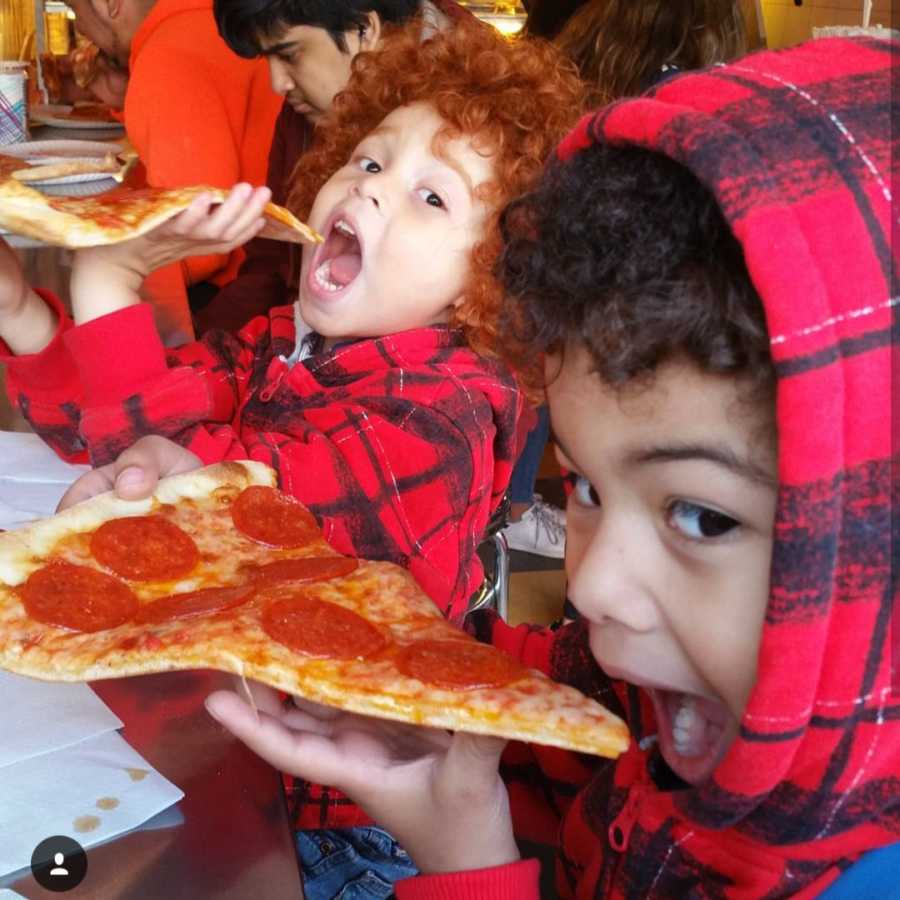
[649,687,736,786]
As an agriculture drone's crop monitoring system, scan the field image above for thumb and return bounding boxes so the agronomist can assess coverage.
[442,731,507,793]
[111,436,201,499]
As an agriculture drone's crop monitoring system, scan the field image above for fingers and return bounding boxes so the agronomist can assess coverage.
[57,465,117,511]
[56,436,201,510]
[109,436,202,500]
[205,690,345,783]
[434,731,507,804]
[171,184,271,247]
[289,695,343,720]
[227,676,284,718]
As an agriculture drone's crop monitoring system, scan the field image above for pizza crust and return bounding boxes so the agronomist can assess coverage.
[0,460,274,586]
[0,179,322,248]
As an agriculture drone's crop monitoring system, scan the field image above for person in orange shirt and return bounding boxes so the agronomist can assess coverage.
[64,0,282,343]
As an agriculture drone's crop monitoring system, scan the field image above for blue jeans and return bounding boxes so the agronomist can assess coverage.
[296,826,418,899]
[509,405,550,504]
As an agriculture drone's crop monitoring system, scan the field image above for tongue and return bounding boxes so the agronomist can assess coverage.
[329,253,362,287]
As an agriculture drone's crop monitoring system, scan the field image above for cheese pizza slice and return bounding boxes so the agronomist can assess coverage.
[0,178,322,247]
[0,462,629,759]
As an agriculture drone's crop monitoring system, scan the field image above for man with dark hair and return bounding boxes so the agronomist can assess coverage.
[196,0,471,333]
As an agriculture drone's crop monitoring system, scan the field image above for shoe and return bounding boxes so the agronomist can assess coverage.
[501,495,566,559]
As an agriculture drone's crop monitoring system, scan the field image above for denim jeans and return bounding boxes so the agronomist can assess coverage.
[296,826,419,899]
[509,404,550,504]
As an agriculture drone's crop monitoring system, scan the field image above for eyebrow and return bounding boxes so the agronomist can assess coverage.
[552,434,776,489]
[628,443,777,488]
[438,152,475,195]
[259,40,297,56]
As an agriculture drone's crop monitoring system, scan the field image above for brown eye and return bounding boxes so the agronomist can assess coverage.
[417,188,444,209]
[668,501,738,539]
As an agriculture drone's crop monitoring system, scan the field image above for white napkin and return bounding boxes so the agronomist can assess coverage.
[0,729,184,878]
[0,671,123,768]
[0,431,89,530]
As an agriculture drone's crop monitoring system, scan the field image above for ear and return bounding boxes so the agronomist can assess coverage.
[361,10,383,51]
[93,0,122,20]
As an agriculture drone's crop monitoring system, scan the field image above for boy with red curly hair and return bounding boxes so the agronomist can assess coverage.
[0,22,584,891]
[0,21,582,624]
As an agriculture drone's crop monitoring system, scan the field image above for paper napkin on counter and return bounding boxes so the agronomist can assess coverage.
[0,671,123,768]
[0,431,89,530]
[0,729,184,877]
[0,673,183,879]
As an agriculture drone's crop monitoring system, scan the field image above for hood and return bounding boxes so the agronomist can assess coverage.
[560,36,897,863]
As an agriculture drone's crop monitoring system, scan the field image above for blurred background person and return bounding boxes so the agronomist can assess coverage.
[555,0,747,102]
[502,0,747,565]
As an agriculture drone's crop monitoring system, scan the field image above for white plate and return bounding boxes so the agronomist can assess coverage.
[37,177,118,196]
[2,139,123,186]
[2,139,123,159]
[30,104,123,131]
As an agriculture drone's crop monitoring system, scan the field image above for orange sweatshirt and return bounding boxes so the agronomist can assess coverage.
[125,0,280,291]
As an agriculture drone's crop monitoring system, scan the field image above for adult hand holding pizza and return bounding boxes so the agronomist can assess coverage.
[57,435,202,510]
[0,236,59,355]
[205,682,521,875]
[70,184,273,325]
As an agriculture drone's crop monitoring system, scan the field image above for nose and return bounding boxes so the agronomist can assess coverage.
[566,516,658,633]
[351,172,385,211]
[267,58,294,96]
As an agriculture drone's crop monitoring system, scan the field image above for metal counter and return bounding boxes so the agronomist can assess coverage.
[6,671,303,899]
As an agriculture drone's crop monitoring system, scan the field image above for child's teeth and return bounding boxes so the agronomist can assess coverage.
[672,695,705,757]
[314,260,342,292]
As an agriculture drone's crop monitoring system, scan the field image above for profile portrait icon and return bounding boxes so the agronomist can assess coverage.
[30,836,88,891]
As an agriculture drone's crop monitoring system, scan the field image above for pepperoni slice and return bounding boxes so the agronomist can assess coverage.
[231,486,320,548]
[262,592,387,660]
[21,562,138,633]
[90,515,199,581]
[241,556,358,587]
[396,639,527,690]
[134,584,256,625]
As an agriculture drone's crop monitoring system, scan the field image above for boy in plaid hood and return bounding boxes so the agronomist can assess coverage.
[201,36,898,897]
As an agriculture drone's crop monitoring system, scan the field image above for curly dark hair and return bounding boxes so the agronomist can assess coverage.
[498,141,774,396]
[287,19,587,359]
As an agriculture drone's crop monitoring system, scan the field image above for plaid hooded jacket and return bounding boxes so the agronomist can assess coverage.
[0,300,521,622]
[396,37,898,899]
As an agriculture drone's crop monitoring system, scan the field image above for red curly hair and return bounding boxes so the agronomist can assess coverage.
[287,18,586,357]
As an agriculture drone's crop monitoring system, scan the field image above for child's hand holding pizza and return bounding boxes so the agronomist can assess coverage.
[206,682,521,875]
[57,435,201,510]
[0,236,58,355]
[70,185,273,325]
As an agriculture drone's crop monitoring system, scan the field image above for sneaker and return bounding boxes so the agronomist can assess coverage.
[501,495,566,559]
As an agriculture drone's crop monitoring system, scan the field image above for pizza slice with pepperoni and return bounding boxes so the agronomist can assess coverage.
[0,462,628,759]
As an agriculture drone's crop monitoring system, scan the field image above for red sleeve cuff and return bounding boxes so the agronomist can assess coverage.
[0,289,79,392]
[394,859,540,900]
[63,303,168,406]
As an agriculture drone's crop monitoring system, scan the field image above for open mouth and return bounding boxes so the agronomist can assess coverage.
[311,217,363,296]
[648,687,734,785]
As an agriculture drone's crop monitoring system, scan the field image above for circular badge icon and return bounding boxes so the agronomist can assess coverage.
[31,836,88,892]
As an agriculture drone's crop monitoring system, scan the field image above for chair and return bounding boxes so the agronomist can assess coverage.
[466,494,511,621]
